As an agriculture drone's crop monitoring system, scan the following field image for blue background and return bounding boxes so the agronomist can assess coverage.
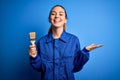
[0,0,120,80]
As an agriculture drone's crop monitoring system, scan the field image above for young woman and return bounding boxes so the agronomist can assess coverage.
[29,5,103,80]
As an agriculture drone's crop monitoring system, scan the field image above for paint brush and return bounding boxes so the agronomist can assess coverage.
[29,32,36,46]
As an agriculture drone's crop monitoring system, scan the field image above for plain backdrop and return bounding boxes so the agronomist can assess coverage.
[0,0,120,80]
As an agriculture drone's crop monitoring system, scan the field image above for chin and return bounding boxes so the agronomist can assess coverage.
[53,24,62,28]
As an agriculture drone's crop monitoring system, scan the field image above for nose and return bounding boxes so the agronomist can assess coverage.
[55,13,59,18]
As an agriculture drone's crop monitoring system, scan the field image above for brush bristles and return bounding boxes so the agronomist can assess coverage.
[29,32,36,39]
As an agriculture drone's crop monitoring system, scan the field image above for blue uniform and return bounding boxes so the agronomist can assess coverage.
[30,31,89,80]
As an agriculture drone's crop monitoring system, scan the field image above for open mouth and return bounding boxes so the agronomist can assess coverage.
[54,19,61,23]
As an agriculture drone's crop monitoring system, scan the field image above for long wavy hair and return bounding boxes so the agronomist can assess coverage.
[48,5,68,33]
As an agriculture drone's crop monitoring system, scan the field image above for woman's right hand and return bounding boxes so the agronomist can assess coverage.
[29,45,37,58]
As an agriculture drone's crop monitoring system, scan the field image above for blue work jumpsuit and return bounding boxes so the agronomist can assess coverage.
[30,31,89,80]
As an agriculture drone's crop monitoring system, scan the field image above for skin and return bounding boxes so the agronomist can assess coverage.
[49,6,67,39]
[29,6,103,58]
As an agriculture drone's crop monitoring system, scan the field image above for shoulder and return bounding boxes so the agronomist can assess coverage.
[65,32,79,40]
[61,31,80,44]
[37,34,49,42]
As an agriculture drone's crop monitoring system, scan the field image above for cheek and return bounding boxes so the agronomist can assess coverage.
[62,18,67,22]
[50,16,54,21]
[61,16,66,20]
[49,17,53,23]
[50,15,55,19]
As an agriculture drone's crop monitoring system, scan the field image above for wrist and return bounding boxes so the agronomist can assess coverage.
[83,47,90,52]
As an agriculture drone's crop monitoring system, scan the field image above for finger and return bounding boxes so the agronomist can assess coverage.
[98,44,103,47]
[29,48,36,54]
[31,47,36,50]
[29,45,36,48]
[29,50,37,55]
[91,43,95,46]
[96,44,103,48]
[29,46,36,50]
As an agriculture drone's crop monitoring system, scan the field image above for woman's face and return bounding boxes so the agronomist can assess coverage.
[49,6,67,28]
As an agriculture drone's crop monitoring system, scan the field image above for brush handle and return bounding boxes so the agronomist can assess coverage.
[30,40,35,46]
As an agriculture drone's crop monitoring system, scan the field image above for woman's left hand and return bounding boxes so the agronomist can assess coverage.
[86,43,103,51]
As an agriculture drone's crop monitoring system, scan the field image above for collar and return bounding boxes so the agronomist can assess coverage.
[46,31,68,43]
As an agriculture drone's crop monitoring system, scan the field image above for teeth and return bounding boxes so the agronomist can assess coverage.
[55,20,60,22]
[54,19,61,23]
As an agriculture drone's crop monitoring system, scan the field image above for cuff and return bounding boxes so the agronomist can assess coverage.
[82,47,90,53]
[30,54,40,62]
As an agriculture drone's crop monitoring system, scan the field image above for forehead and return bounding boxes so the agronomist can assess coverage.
[52,6,65,12]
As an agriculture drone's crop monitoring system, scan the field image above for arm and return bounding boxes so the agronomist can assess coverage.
[29,45,42,71]
[73,38,89,72]
[29,42,52,72]
[73,48,89,72]
[30,54,42,71]
[73,39,103,72]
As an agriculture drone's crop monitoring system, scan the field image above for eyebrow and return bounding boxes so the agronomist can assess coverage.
[51,11,65,13]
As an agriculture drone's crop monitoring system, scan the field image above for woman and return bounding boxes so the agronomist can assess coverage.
[29,5,103,80]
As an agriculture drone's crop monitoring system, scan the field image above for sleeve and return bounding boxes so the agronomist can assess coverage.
[29,40,44,72]
[30,54,43,71]
[73,38,90,73]
[30,39,54,73]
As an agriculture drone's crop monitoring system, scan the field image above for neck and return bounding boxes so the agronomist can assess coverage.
[52,27,63,39]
